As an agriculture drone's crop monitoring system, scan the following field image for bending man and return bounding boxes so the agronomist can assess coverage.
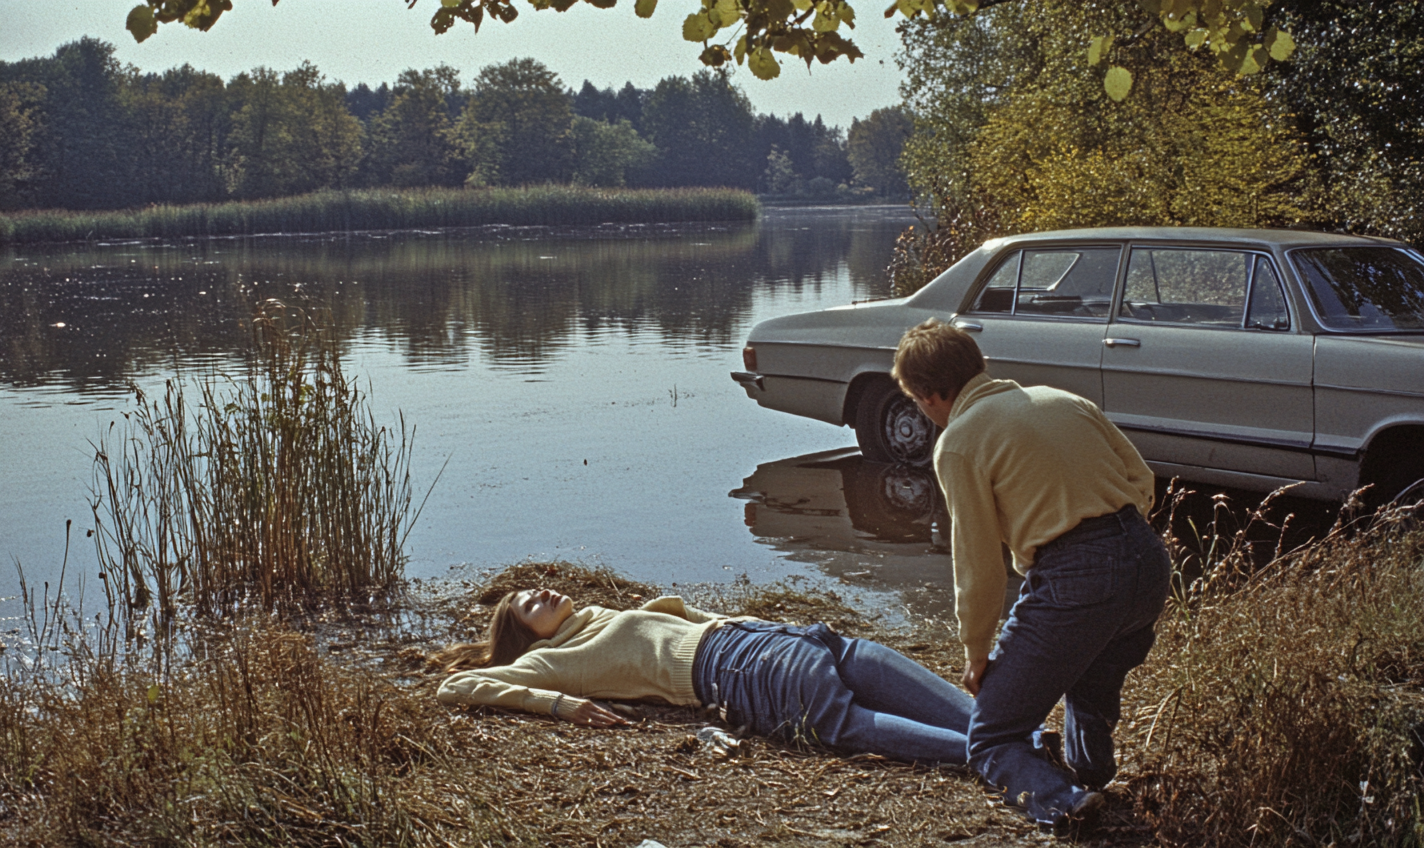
[892,318,1171,830]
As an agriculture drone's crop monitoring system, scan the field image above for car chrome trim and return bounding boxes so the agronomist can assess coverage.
[1110,418,1314,452]
[1103,337,1141,347]
[953,320,983,332]
[1314,383,1424,400]
[747,339,894,352]
[1099,365,1312,389]
[730,371,765,390]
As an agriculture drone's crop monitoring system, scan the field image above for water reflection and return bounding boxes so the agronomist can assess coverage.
[730,449,1024,617]
[0,208,907,393]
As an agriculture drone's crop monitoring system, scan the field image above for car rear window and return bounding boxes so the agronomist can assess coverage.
[1292,247,1424,332]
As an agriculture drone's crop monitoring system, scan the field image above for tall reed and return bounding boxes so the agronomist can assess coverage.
[0,185,760,245]
[90,301,422,620]
[1121,506,1424,846]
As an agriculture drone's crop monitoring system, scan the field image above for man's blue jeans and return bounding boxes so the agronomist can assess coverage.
[967,504,1171,826]
[693,620,975,765]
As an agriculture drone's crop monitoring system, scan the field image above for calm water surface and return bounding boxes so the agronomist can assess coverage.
[1,206,965,618]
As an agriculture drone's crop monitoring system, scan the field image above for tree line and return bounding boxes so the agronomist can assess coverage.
[0,38,911,212]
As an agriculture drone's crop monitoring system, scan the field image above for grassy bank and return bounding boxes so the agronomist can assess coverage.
[0,185,760,245]
[4,535,1420,846]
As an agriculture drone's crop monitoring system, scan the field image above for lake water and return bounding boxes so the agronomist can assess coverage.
[0,206,974,622]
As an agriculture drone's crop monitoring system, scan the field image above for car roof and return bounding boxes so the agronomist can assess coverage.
[983,226,1403,250]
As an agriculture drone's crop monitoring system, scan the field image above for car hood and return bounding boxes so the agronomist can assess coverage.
[746,297,940,349]
[1315,334,1424,396]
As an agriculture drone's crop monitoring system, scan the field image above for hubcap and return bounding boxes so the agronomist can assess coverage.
[882,396,934,464]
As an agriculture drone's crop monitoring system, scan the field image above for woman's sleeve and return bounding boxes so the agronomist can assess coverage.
[437,657,589,718]
[640,595,728,624]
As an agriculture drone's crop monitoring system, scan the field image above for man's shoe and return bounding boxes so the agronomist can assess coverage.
[1061,791,1106,838]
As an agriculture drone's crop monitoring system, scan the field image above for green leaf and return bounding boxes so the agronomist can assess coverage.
[1221,39,1251,73]
[712,0,739,26]
[767,0,795,20]
[813,6,839,31]
[1088,34,1113,66]
[1245,44,1268,73]
[1138,0,1162,14]
[734,34,748,63]
[1184,27,1208,49]
[749,45,782,79]
[1241,0,1263,33]
[838,1,855,25]
[1265,26,1295,61]
[1163,9,1196,32]
[683,12,717,39]
[791,0,813,11]
[442,0,461,7]
[147,683,161,704]
[126,4,158,42]
[635,0,658,16]
[1104,65,1133,101]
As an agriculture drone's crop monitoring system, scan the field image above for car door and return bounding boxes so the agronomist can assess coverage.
[951,245,1121,406]
[1101,246,1315,482]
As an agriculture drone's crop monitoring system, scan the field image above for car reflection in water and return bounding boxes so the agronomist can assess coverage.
[729,448,1023,620]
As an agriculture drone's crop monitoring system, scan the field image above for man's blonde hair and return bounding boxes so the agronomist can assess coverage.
[892,318,985,401]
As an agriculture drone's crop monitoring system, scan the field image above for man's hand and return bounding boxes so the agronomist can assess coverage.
[962,657,989,697]
[562,700,632,728]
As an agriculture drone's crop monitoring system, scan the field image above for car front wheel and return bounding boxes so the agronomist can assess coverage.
[854,379,937,466]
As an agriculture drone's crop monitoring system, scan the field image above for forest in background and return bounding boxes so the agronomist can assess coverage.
[0,38,911,213]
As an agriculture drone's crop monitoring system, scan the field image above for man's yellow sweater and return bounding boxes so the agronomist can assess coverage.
[437,596,733,718]
[935,373,1155,663]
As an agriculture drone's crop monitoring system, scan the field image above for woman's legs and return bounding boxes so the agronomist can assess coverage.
[818,632,974,733]
[698,622,972,766]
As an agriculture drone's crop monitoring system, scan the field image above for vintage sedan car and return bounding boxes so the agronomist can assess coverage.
[732,227,1424,507]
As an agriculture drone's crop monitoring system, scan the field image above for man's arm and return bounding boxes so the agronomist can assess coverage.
[937,448,1008,666]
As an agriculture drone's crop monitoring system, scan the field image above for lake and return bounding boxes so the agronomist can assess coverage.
[0,205,969,622]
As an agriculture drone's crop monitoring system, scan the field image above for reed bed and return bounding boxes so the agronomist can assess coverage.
[90,301,422,620]
[1119,504,1424,847]
[0,186,759,245]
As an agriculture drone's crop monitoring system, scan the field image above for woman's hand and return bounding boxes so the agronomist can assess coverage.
[559,699,632,728]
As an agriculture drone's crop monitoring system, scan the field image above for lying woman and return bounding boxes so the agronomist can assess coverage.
[435,588,977,766]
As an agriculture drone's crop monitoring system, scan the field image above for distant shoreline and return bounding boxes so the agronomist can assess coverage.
[0,186,760,246]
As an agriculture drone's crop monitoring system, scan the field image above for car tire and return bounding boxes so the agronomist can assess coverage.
[854,379,937,466]
[1367,460,1424,520]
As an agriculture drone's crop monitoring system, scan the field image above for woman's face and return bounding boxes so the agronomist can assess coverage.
[513,588,574,639]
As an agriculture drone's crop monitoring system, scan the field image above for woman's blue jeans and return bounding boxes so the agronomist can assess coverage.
[693,621,974,765]
[967,504,1172,826]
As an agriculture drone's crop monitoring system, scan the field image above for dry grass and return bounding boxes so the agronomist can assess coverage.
[7,532,1418,846]
[1118,503,1424,847]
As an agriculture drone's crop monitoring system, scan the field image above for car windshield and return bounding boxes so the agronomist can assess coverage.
[1292,246,1424,332]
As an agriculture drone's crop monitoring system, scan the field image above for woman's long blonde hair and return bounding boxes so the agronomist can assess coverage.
[430,591,541,672]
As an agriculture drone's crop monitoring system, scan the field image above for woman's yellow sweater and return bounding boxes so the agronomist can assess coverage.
[437,596,735,718]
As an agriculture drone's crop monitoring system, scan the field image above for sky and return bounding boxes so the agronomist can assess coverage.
[1,0,908,129]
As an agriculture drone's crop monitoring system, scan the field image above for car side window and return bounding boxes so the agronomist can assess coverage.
[1119,248,1250,326]
[1245,257,1290,331]
[970,247,1120,319]
[970,252,1019,313]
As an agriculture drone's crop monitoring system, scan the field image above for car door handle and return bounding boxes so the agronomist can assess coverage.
[1103,337,1141,348]
[952,320,983,332]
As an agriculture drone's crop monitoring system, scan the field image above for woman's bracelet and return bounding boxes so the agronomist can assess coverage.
[551,694,565,719]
